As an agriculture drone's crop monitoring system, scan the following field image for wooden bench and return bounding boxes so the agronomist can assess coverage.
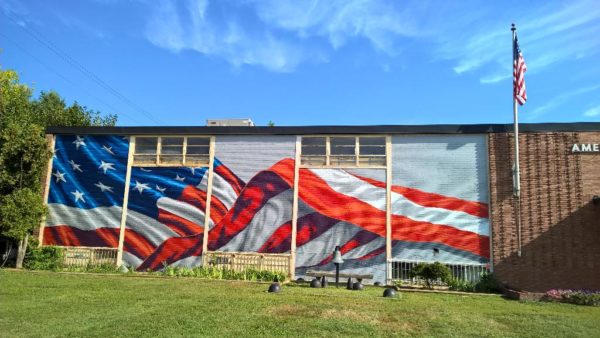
[305,269,373,282]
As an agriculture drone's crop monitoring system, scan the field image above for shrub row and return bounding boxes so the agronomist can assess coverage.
[23,245,286,282]
[161,265,286,282]
[404,262,501,293]
[544,289,600,306]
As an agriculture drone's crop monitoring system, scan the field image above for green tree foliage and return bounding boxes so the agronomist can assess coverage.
[0,68,117,267]
[409,262,452,289]
[0,188,46,240]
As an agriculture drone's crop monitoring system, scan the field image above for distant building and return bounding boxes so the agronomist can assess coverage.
[39,122,600,291]
[206,118,255,127]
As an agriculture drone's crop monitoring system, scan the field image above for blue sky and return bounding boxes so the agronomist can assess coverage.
[1,0,599,126]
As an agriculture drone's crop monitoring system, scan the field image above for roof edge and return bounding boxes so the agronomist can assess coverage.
[46,122,600,135]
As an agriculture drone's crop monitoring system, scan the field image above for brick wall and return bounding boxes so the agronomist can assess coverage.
[489,132,600,291]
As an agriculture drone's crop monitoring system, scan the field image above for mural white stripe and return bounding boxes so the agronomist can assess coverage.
[157,197,206,227]
[125,209,179,247]
[46,204,122,230]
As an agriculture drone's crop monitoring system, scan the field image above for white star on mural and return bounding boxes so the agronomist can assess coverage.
[69,160,83,172]
[71,190,86,203]
[52,148,59,159]
[98,161,116,174]
[73,135,86,150]
[95,181,114,193]
[52,170,67,183]
[175,174,185,182]
[155,185,166,193]
[102,145,115,155]
[133,181,149,194]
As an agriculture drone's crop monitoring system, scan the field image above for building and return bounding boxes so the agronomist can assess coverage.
[39,123,600,291]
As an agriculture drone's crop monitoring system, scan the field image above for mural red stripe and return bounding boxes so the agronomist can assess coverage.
[157,209,204,237]
[209,196,228,224]
[179,186,208,212]
[208,169,293,250]
[123,229,156,259]
[357,245,386,261]
[137,235,203,271]
[258,220,292,253]
[42,226,119,248]
[215,165,245,195]
[351,173,489,218]
[276,166,489,258]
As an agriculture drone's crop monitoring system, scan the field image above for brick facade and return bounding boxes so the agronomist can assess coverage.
[489,132,600,291]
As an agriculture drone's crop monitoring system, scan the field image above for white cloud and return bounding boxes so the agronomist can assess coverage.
[144,0,431,72]
[143,0,600,75]
[583,105,600,117]
[527,84,600,120]
[145,0,317,72]
[437,0,600,83]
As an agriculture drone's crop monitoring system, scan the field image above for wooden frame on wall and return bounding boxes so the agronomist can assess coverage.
[116,136,135,267]
[38,134,56,246]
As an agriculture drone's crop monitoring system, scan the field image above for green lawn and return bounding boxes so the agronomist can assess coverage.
[1,270,599,337]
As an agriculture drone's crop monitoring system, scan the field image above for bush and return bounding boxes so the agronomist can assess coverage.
[160,264,287,282]
[24,246,64,271]
[409,262,451,289]
[447,273,501,293]
[545,289,600,306]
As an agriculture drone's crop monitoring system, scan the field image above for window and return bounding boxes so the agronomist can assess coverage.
[301,137,326,166]
[359,137,386,165]
[133,136,211,166]
[300,136,387,167]
[330,137,356,165]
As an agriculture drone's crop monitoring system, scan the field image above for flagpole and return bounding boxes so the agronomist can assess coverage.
[511,23,522,257]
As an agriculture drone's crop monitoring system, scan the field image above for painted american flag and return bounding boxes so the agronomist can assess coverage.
[44,134,489,283]
[514,34,527,105]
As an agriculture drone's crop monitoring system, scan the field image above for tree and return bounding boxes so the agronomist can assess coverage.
[0,189,46,268]
[267,120,275,127]
[0,68,118,267]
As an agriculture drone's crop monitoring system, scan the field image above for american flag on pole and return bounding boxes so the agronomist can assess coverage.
[513,35,527,105]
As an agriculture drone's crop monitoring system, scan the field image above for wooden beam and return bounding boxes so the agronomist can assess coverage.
[385,135,393,283]
[38,134,56,246]
[202,136,216,265]
[116,136,135,267]
[290,135,301,280]
[486,135,494,272]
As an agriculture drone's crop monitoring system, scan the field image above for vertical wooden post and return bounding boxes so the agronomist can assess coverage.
[38,134,56,246]
[486,135,494,272]
[116,136,135,267]
[385,135,393,283]
[202,136,216,265]
[290,136,301,280]
[325,136,330,166]
[355,136,360,166]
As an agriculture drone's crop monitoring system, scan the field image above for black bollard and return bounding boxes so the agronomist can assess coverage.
[353,282,364,291]
[346,277,353,290]
[383,288,397,298]
[268,283,281,293]
[321,276,328,288]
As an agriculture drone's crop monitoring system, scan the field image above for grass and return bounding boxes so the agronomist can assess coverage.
[1,270,599,337]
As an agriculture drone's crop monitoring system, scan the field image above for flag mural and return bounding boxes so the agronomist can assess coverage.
[43,134,490,282]
[44,135,129,247]
[390,135,490,264]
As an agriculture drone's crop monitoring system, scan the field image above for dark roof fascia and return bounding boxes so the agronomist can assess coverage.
[46,122,600,136]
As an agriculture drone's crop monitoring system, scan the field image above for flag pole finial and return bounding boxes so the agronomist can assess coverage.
[511,23,516,31]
